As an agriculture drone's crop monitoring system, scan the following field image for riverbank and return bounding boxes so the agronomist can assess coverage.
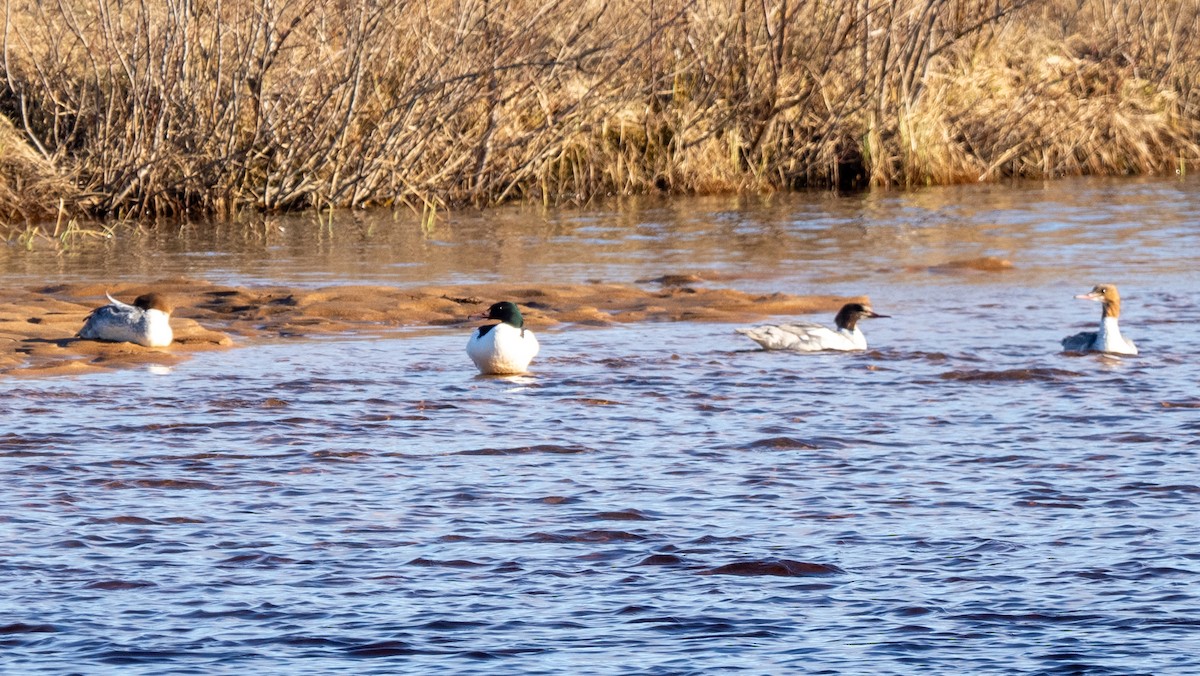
[2,0,1197,225]
[0,278,867,376]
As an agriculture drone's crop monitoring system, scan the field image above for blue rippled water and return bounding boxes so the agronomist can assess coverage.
[2,177,1200,674]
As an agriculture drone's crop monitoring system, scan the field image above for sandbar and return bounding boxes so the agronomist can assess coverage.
[1,277,866,376]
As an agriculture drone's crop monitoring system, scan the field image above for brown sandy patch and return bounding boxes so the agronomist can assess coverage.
[1,277,865,376]
[922,256,1014,274]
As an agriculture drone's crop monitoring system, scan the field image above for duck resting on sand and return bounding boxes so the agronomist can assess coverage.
[737,302,888,352]
[467,301,539,374]
[1061,284,1137,355]
[77,292,175,348]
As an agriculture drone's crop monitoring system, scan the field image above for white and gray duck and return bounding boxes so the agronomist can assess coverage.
[1061,283,1138,355]
[467,301,540,374]
[736,302,888,352]
[77,292,174,348]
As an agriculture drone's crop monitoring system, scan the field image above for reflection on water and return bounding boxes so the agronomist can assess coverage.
[4,176,1200,295]
[3,176,1200,674]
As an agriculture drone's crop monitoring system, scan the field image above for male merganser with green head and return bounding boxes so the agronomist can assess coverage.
[467,301,539,374]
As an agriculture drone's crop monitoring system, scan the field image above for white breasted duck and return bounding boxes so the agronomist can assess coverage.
[1061,283,1138,355]
[467,301,539,374]
[737,302,888,352]
[77,292,175,348]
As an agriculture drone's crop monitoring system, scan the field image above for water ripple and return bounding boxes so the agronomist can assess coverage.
[6,200,1200,673]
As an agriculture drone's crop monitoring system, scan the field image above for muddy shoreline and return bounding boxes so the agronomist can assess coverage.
[0,277,866,376]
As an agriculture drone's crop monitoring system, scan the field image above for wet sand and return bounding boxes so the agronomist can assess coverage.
[0,277,866,376]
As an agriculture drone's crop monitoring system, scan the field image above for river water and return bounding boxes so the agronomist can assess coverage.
[2,177,1199,674]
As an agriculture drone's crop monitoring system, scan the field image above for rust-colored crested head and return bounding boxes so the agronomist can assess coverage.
[133,293,174,315]
[1077,284,1121,318]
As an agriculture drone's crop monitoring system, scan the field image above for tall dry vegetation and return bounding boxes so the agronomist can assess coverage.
[1,0,1198,222]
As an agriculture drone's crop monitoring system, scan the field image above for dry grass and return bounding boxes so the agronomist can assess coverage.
[1,0,1198,224]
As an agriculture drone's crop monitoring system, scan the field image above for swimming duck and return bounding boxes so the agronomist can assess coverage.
[467,301,539,374]
[77,292,174,347]
[1061,284,1137,355]
[737,302,888,352]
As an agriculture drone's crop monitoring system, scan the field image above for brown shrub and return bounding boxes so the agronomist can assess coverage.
[0,0,1197,221]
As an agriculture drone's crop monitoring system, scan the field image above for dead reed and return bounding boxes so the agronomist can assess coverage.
[1,0,1198,223]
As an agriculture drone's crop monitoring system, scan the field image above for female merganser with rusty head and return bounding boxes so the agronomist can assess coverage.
[1061,283,1137,355]
[467,301,539,374]
[736,302,888,352]
[77,292,174,347]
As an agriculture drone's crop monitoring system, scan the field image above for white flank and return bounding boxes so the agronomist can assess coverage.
[467,323,540,374]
